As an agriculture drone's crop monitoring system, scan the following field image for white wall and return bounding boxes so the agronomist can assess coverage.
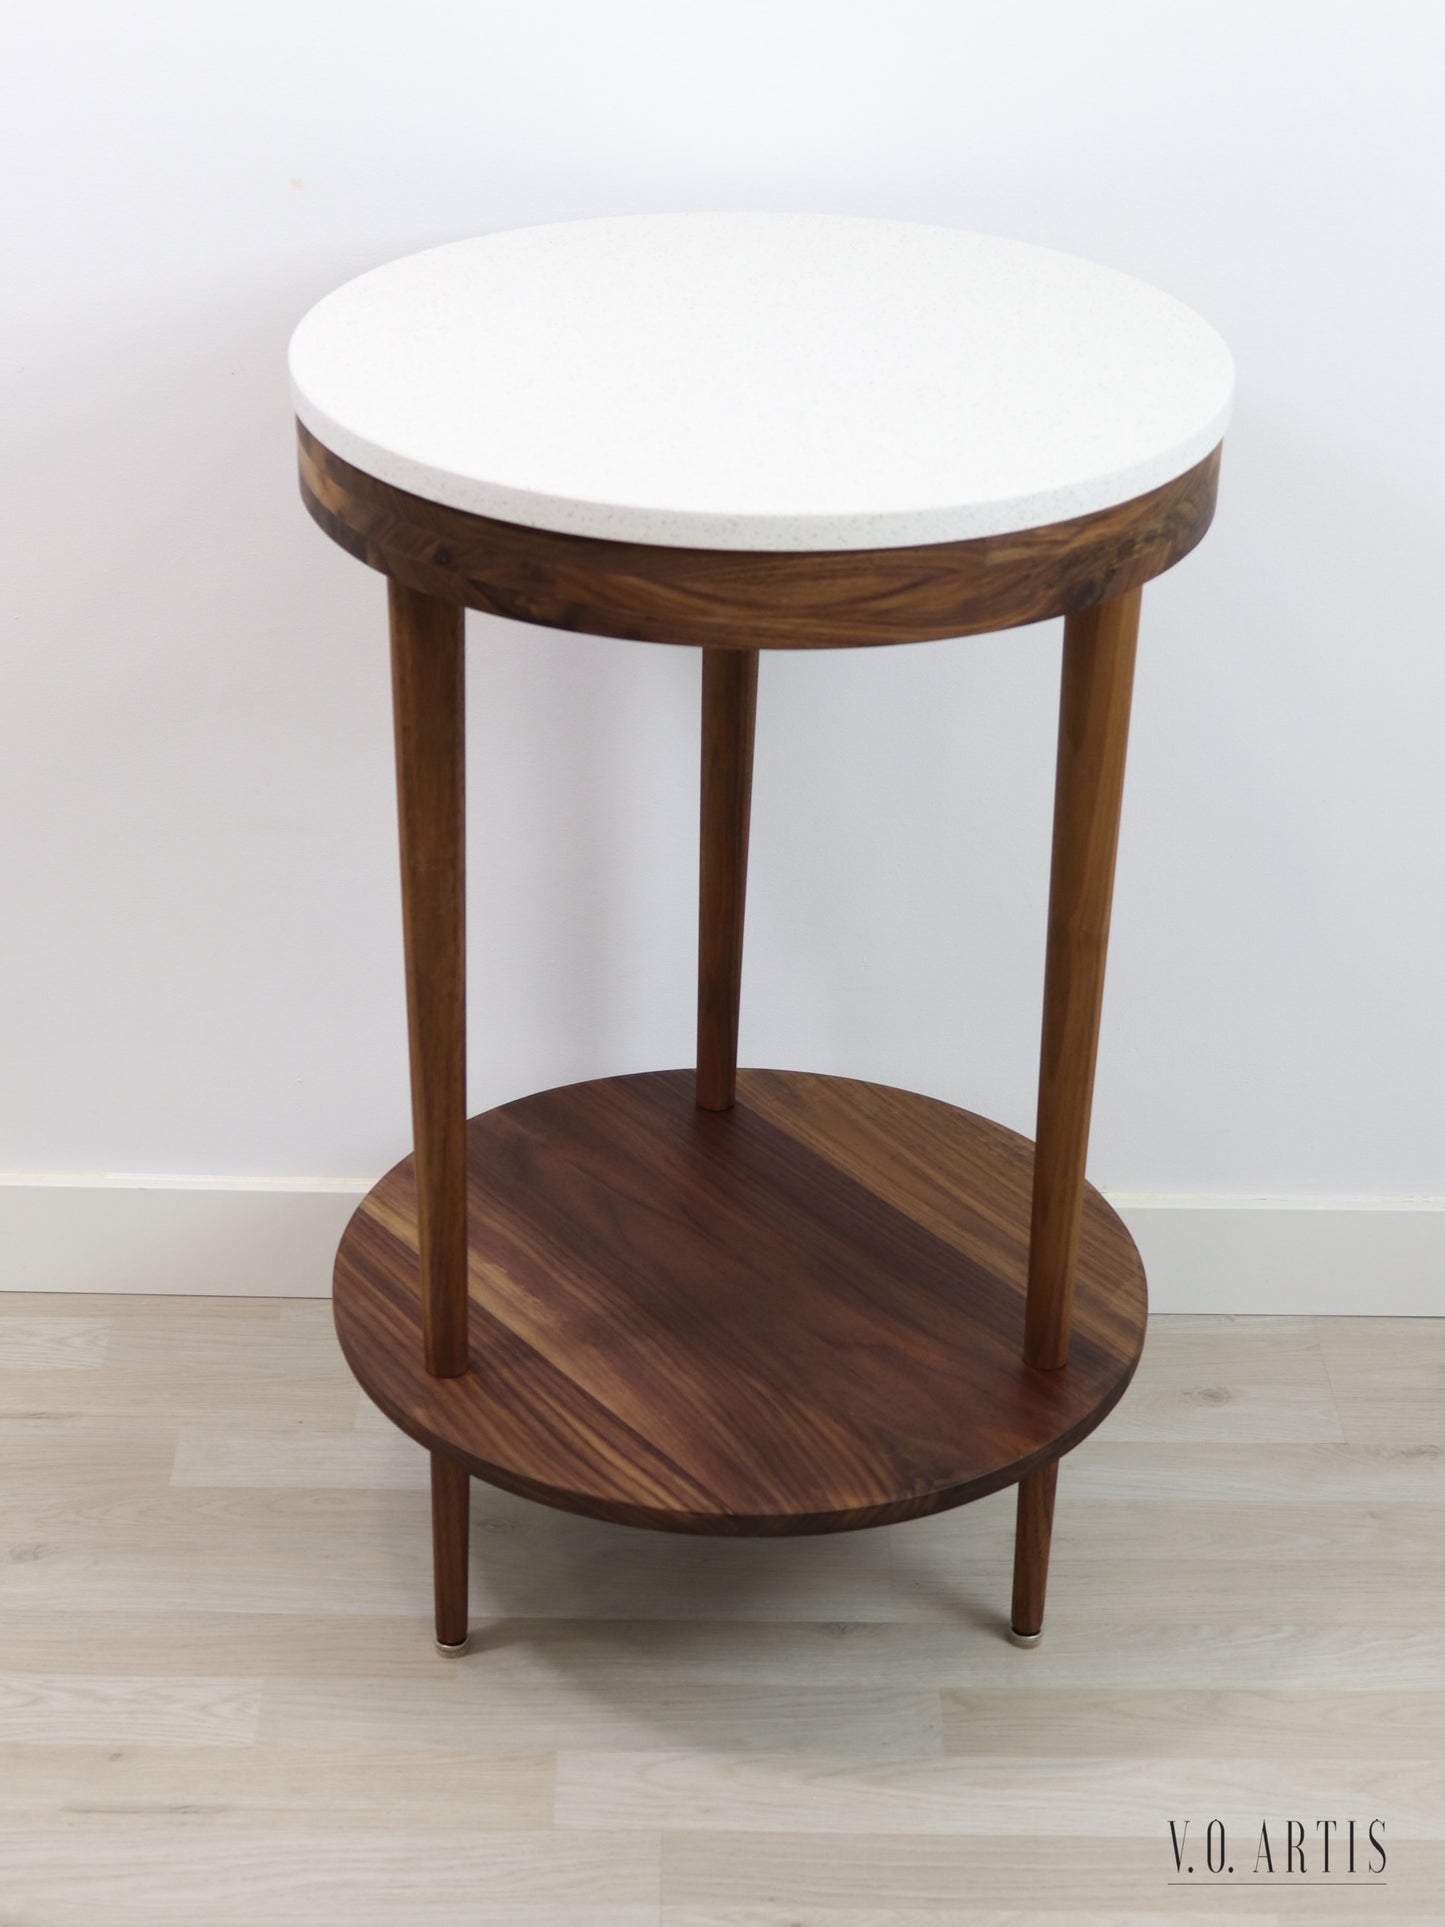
[3,4,1443,1290]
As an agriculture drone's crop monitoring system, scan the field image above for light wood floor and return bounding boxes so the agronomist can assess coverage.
[1,1293,1441,1923]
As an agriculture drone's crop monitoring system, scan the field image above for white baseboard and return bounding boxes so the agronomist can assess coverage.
[0,1178,1441,1314]
[1111,1195,1445,1317]
[0,1177,365,1298]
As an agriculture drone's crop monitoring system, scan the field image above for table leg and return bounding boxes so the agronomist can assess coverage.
[388,579,469,1379]
[1024,587,1141,1371]
[1010,1458,1059,1644]
[430,1452,470,1653]
[697,648,759,1111]
[1013,587,1140,1641]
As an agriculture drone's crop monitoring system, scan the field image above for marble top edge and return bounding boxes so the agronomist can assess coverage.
[293,391,1229,553]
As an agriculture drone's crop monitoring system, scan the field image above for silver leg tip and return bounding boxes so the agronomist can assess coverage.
[435,1634,470,1655]
[1008,1625,1043,1648]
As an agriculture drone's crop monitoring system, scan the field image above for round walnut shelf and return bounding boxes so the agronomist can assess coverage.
[333,1069,1147,1536]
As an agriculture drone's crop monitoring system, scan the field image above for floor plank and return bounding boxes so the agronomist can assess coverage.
[0,1822,659,1925]
[171,1424,430,1489]
[1317,1315,1445,1444]
[1099,1316,1345,1443]
[259,1677,943,1759]
[560,1748,1444,1834]
[0,1314,111,1369]
[0,1292,283,1320]
[939,1686,1445,1756]
[0,1743,553,1826]
[0,1365,359,1423]
[0,1673,260,1747]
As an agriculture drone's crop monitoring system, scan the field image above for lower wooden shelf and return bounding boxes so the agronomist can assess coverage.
[333,1068,1146,1536]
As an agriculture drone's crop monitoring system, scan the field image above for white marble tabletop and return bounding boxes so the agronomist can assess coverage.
[289,214,1232,553]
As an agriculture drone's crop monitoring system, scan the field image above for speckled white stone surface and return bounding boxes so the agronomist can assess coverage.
[289,214,1233,553]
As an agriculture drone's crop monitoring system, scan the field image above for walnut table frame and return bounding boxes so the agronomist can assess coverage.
[290,216,1230,1656]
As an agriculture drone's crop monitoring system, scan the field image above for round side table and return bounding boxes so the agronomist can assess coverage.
[290,214,1231,1655]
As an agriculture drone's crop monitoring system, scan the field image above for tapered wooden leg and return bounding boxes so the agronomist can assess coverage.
[430,1452,470,1652]
[697,648,759,1111]
[1010,1459,1059,1643]
[1024,588,1142,1370]
[389,579,469,1378]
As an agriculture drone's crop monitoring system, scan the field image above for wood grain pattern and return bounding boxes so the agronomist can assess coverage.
[0,1822,659,1921]
[332,1070,1147,1535]
[696,650,758,1109]
[0,1317,109,1369]
[0,1741,554,1822]
[559,1744,1445,1833]
[939,1685,1445,1757]
[388,580,469,1378]
[0,1674,260,1747]
[298,421,1220,650]
[1025,589,1141,1371]
[1010,1459,1059,1639]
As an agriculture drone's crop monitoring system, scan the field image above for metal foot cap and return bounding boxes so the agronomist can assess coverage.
[435,1634,470,1655]
[1008,1625,1043,1647]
